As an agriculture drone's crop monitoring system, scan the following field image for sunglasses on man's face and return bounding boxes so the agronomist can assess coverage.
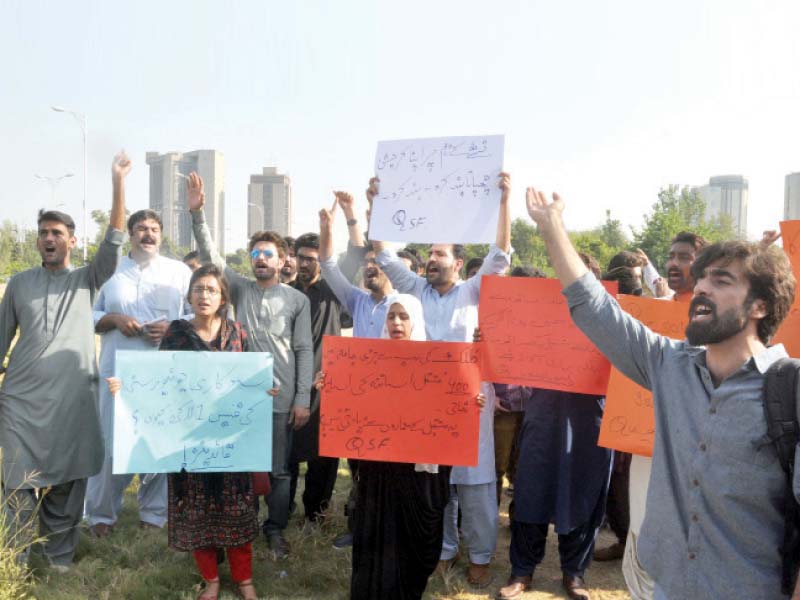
[250,249,275,260]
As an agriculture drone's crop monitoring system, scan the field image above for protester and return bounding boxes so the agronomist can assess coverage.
[107,264,277,600]
[492,266,544,516]
[370,172,512,588]
[620,232,708,599]
[288,232,349,525]
[318,192,396,549]
[280,236,297,284]
[664,232,708,302]
[526,185,797,599]
[85,208,192,537]
[496,258,613,600]
[315,293,485,600]
[187,173,313,560]
[0,152,127,570]
[183,250,202,272]
[466,257,484,279]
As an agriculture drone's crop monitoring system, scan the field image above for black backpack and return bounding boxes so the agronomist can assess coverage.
[764,357,800,595]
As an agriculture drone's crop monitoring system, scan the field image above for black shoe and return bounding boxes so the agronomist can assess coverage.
[562,573,591,600]
[267,534,290,559]
[332,532,353,550]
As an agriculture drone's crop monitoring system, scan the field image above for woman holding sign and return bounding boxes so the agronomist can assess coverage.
[108,264,277,600]
[316,293,485,600]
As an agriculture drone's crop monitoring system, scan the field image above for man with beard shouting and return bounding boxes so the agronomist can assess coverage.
[187,173,313,560]
[0,151,127,570]
[369,173,513,588]
[525,184,797,600]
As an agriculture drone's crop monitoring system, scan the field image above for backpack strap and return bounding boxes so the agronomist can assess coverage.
[764,356,800,595]
[764,357,800,476]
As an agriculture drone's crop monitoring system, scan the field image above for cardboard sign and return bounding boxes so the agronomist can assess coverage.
[318,336,482,465]
[113,351,273,474]
[369,135,504,243]
[597,296,689,456]
[478,276,615,395]
[773,221,800,358]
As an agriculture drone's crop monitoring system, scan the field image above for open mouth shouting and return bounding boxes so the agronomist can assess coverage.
[689,297,715,323]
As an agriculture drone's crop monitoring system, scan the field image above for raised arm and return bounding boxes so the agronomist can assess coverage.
[319,202,359,313]
[334,190,369,281]
[188,172,224,270]
[525,187,588,287]
[88,152,128,289]
[526,185,670,388]
[496,171,511,253]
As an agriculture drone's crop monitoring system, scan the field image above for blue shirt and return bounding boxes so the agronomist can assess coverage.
[565,272,792,600]
[375,245,511,343]
[319,257,392,340]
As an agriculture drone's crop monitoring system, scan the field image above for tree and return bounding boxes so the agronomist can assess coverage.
[632,185,735,271]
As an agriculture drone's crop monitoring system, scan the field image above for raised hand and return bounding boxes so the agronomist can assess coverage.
[759,230,781,249]
[525,186,564,229]
[634,248,650,266]
[112,151,132,180]
[334,191,355,216]
[498,171,511,203]
[366,177,379,205]
[187,172,205,211]
[319,198,338,229]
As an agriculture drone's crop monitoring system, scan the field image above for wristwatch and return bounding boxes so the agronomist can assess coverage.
[347,218,358,226]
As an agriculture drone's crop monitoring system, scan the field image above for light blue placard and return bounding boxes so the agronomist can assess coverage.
[112,350,273,474]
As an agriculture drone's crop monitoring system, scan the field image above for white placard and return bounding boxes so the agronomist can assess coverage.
[369,135,505,243]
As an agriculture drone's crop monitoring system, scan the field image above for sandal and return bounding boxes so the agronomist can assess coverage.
[197,577,220,600]
[237,579,258,600]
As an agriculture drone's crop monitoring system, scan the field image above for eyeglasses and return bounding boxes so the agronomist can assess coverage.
[250,249,275,260]
[297,254,318,264]
[191,286,221,297]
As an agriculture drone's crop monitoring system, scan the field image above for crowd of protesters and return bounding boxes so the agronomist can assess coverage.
[1,151,798,600]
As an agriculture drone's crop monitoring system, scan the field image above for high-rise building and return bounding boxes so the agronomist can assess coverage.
[247,167,292,237]
[785,172,800,220]
[692,175,748,237]
[146,150,225,254]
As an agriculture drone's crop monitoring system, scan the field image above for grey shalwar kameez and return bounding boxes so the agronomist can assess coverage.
[0,226,123,566]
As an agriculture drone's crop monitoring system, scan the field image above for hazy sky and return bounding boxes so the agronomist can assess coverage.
[2,0,799,253]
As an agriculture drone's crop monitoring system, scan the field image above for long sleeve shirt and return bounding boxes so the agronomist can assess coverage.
[0,227,124,489]
[191,210,313,413]
[320,257,392,339]
[565,272,791,600]
[375,244,512,343]
[376,244,511,485]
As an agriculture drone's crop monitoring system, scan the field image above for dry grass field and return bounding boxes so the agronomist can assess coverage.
[27,465,631,599]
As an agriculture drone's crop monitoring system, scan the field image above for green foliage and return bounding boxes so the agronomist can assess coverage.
[632,185,736,271]
[509,218,552,275]
[225,249,253,277]
[0,222,40,280]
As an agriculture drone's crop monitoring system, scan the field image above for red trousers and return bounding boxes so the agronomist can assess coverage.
[193,543,252,582]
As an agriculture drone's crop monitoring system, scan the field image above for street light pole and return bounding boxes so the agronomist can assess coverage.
[34,172,74,206]
[51,105,88,262]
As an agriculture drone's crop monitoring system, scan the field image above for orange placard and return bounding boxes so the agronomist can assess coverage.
[780,220,800,281]
[597,295,689,456]
[318,336,482,466]
[479,276,616,395]
[772,221,800,358]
